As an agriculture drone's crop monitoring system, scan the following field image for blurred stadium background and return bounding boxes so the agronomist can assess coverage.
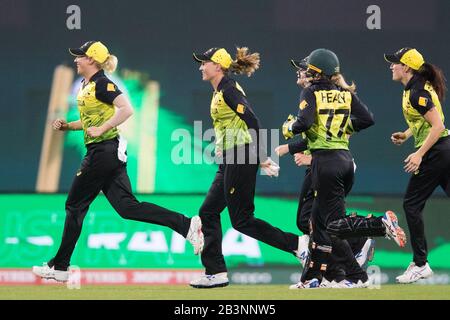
[0,0,449,287]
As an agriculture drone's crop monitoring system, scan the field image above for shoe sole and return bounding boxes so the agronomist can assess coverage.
[33,273,68,282]
[32,269,69,282]
[357,239,376,270]
[195,234,204,256]
[190,281,229,289]
[192,217,204,255]
[197,227,204,255]
[382,211,406,247]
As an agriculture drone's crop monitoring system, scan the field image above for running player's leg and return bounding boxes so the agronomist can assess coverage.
[396,147,449,283]
[295,168,314,267]
[301,151,366,285]
[198,166,227,275]
[297,168,313,234]
[103,164,191,237]
[330,153,368,285]
[341,158,374,272]
[224,163,299,253]
[403,159,444,267]
[299,153,341,284]
[48,145,114,271]
[327,213,387,239]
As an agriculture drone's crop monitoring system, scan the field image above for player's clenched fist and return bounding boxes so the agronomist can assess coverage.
[391,132,407,145]
[52,118,68,131]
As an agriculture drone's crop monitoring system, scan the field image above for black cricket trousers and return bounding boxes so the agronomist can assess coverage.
[199,146,299,275]
[302,149,366,282]
[297,166,368,260]
[49,137,191,270]
[403,135,450,267]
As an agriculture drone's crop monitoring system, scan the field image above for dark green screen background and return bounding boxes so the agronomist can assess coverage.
[1,0,449,194]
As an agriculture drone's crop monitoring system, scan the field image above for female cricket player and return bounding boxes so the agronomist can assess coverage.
[385,47,450,283]
[32,41,204,282]
[282,48,406,289]
[276,58,376,274]
[189,47,303,288]
[277,57,404,288]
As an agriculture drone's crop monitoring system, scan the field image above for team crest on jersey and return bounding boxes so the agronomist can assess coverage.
[418,96,428,107]
[107,83,116,92]
[236,104,245,114]
[299,100,308,110]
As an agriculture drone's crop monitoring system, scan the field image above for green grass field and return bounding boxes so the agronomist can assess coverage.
[1,285,449,300]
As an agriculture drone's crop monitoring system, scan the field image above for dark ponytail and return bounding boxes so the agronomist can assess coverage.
[415,63,447,101]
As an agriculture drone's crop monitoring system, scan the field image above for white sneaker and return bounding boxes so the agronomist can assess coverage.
[332,279,357,289]
[190,272,229,288]
[319,278,335,288]
[355,280,370,288]
[294,234,310,268]
[32,263,69,282]
[382,211,407,247]
[396,262,433,284]
[289,278,320,289]
[186,216,204,255]
[355,238,376,270]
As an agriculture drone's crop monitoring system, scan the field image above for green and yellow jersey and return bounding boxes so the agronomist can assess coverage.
[210,76,267,161]
[77,70,122,145]
[291,79,374,151]
[288,118,358,156]
[402,74,448,148]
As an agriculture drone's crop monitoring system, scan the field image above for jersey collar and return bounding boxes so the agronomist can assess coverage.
[404,74,421,91]
[216,75,233,92]
[82,69,105,84]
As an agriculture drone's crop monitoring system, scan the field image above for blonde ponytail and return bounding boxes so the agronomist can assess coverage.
[99,54,118,74]
[228,47,260,77]
[331,73,356,93]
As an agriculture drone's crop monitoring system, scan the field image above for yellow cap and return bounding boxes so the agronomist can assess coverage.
[400,49,425,70]
[69,41,110,64]
[384,48,425,70]
[193,48,233,69]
